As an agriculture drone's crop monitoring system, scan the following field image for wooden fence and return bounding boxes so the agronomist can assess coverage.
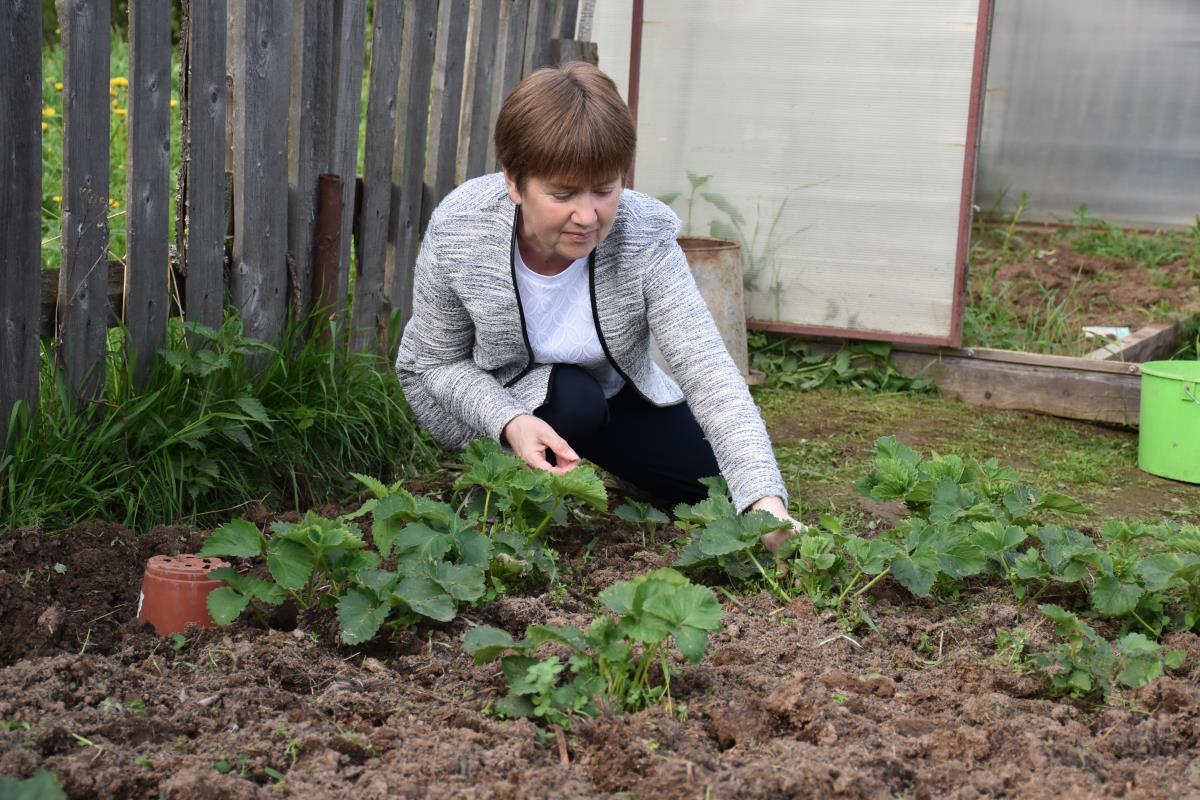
[0,0,587,445]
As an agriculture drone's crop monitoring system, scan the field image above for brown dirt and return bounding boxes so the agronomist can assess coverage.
[968,225,1199,355]
[3,521,1200,799]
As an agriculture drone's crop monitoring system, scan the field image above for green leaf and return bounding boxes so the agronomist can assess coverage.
[464,626,517,663]
[392,523,453,563]
[451,529,492,568]
[1116,632,1163,688]
[1164,649,1187,670]
[0,771,67,800]
[615,501,669,526]
[698,517,755,556]
[353,568,399,597]
[199,519,264,558]
[1137,553,1197,591]
[843,536,898,574]
[524,624,590,653]
[351,472,391,499]
[1032,493,1089,515]
[495,693,537,719]
[700,191,743,226]
[336,588,391,645]
[206,587,250,626]
[394,575,456,622]
[434,562,486,602]
[265,538,314,591]
[599,578,638,616]
[890,551,940,598]
[656,192,681,206]
[209,567,284,605]
[548,465,608,511]
[1091,575,1143,617]
[233,395,271,426]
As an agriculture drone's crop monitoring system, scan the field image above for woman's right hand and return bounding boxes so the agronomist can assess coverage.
[502,414,580,475]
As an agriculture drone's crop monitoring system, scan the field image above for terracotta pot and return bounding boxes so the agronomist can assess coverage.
[137,554,230,636]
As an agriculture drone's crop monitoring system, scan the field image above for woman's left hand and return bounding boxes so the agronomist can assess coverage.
[749,496,804,554]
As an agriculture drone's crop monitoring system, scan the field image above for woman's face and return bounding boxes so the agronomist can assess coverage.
[504,171,622,274]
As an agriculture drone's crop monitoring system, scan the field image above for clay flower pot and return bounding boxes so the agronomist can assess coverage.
[138,554,230,636]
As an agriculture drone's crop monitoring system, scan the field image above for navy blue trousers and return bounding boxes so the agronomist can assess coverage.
[533,364,720,506]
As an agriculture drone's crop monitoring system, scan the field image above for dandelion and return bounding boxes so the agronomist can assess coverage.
[53,195,61,203]
[42,107,55,117]
[109,198,120,208]
[110,76,128,88]
[42,122,49,132]
[110,88,118,97]
[170,98,178,109]
[114,108,127,117]
[54,82,63,91]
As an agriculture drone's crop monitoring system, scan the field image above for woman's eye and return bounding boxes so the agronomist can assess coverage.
[553,193,573,201]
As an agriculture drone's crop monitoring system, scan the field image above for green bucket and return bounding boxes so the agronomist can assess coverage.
[1138,360,1200,484]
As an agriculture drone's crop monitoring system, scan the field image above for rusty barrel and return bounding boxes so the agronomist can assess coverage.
[678,236,750,380]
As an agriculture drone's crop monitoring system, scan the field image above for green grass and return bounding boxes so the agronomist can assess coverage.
[0,313,439,532]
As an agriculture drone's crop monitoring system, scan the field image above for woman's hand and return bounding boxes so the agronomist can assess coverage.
[502,414,581,475]
[750,495,804,554]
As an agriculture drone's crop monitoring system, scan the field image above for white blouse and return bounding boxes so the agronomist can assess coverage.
[513,243,625,398]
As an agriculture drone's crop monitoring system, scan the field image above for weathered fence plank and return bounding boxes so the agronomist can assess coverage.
[422,0,471,232]
[465,0,502,180]
[56,0,111,405]
[524,0,554,75]
[328,0,368,324]
[125,0,173,385]
[288,0,335,323]
[351,0,405,354]
[558,0,578,38]
[0,0,42,444]
[388,0,439,328]
[230,1,292,346]
[179,0,231,333]
[488,0,529,173]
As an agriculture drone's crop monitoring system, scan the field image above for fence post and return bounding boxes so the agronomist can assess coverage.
[125,0,173,386]
[0,0,43,448]
[181,0,228,334]
[388,0,439,329]
[352,0,406,355]
[328,0,368,330]
[230,1,292,347]
[288,0,335,326]
[56,0,112,407]
[421,0,471,233]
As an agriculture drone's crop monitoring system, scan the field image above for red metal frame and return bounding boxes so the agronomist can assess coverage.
[624,2,996,346]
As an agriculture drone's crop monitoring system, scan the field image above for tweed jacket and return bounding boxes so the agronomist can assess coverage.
[395,173,786,513]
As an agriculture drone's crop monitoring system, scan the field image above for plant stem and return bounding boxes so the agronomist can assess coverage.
[531,501,561,540]
[850,568,891,603]
[1130,609,1158,637]
[835,569,864,606]
[481,489,492,533]
[747,550,789,603]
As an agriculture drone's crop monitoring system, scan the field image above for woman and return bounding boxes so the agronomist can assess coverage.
[395,62,797,547]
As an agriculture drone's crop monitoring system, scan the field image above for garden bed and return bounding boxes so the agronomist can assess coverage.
[4,390,1200,799]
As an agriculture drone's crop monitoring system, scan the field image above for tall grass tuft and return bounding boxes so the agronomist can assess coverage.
[0,314,438,532]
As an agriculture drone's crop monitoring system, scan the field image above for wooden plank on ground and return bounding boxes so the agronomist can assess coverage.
[56,0,111,405]
[328,0,368,322]
[1084,311,1198,363]
[0,0,43,444]
[230,1,292,346]
[421,0,470,233]
[801,337,1143,426]
[351,0,404,354]
[180,0,231,333]
[464,0,501,180]
[124,0,173,385]
[388,0,439,328]
[288,0,335,323]
[523,0,554,75]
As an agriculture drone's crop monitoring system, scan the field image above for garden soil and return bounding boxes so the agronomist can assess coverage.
[3,518,1199,799]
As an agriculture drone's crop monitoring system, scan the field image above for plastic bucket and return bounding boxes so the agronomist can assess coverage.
[1138,360,1200,484]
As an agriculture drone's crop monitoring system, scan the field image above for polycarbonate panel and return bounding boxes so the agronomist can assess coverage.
[591,1,985,341]
[979,0,1200,228]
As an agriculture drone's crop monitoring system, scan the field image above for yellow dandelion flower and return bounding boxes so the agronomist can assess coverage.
[54,82,63,91]
[53,195,61,203]
[110,199,120,208]
[110,76,128,88]
[170,98,178,109]
[42,107,55,117]
[114,108,127,117]
[42,122,49,132]
[110,88,118,97]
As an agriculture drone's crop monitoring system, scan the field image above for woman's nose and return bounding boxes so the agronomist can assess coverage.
[572,195,598,226]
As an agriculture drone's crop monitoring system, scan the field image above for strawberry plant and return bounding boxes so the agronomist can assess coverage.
[465,568,721,728]
[614,500,670,547]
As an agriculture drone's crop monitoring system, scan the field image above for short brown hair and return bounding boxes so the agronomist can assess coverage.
[494,62,636,189]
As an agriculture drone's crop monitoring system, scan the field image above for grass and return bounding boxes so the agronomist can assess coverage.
[0,312,439,532]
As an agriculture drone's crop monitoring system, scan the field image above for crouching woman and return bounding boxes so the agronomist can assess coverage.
[395,62,797,548]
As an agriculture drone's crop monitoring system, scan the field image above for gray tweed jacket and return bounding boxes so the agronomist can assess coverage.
[394,173,786,512]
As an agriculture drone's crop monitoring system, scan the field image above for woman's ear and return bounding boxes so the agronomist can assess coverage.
[502,169,522,205]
